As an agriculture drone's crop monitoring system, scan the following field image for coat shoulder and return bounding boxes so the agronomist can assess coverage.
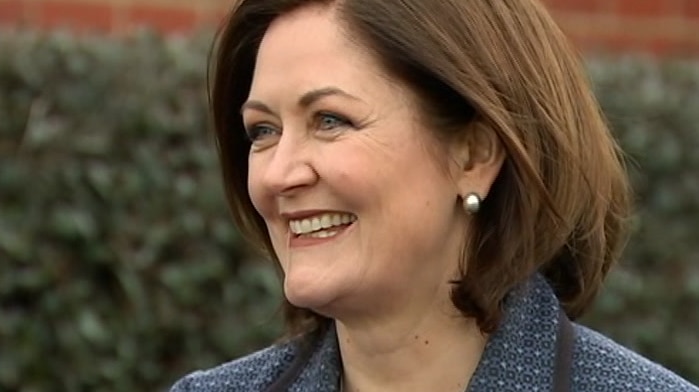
[168,340,296,392]
[572,325,698,392]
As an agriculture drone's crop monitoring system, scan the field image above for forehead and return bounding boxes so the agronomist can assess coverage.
[262,5,343,52]
[250,5,383,98]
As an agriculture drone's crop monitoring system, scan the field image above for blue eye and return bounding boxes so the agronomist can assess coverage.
[316,112,352,131]
[245,124,278,142]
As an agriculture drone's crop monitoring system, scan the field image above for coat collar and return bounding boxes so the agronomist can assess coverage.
[467,274,562,391]
[289,274,563,391]
[288,323,342,391]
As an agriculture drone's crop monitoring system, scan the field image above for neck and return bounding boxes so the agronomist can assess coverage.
[335,298,487,392]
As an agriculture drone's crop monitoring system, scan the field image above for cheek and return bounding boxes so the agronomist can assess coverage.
[246,160,268,216]
[324,142,390,185]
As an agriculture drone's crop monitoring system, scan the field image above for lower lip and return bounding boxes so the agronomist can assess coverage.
[289,222,355,248]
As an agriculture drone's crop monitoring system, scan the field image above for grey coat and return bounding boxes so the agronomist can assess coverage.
[170,275,698,391]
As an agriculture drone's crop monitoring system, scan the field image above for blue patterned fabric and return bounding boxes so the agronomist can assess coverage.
[170,275,698,391]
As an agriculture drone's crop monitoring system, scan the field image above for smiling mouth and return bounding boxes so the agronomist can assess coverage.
[289,212,357,239]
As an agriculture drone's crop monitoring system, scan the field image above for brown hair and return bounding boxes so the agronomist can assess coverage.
[209,0,631,335]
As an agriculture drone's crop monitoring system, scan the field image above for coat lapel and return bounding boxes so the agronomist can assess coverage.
[467,274,562,392]
[289,326,342,392]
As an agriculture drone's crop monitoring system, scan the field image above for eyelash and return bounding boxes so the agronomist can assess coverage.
[245,123,277,142]
[314,111,353,131]
[244,111,354,142]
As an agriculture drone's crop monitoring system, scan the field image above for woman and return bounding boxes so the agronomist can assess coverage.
[171,0,698,391]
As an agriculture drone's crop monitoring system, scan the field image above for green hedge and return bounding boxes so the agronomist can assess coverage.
[0,31,697,391]
[583,59,699,379]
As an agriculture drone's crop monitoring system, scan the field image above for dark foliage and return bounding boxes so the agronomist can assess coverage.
[0,31,697,391]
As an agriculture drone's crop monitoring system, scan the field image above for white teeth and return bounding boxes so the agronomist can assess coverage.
[300,219,312,233]
[311,217,321,231]
[289,213,356,235]
[310,229,338,239]
[320,214,332,229]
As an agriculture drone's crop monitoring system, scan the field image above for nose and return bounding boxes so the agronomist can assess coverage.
[258,132,318,196]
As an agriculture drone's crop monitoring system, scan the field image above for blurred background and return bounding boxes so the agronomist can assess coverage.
[0,0,698,391]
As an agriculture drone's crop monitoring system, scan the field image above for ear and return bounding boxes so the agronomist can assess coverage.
[450,121,505,200]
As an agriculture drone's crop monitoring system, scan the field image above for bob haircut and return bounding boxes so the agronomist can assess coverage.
[209,0,631,335]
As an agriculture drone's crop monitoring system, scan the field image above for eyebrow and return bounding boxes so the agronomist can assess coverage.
[240,86,361,115]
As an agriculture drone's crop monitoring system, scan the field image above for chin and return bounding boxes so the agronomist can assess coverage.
[283,274,338,312]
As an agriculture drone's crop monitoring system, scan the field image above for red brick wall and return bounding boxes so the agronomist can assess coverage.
[0,0,224,34]
[548,0,699,56]
[1,0,698,56]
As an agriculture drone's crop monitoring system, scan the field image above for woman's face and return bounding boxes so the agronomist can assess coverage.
[243,5,470,317]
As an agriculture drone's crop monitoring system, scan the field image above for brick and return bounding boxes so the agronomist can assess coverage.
[685,0,699,18]
[545,0,604,13]
[644,37,679,55]
[553,13,619,40]
[604,33,645,53]
[612,0,680,17]
[126,5,197,34]
[639,35,698,57]
[0,0,24,25]
[562,31,597,53]
[36,0,114,32]
[4,0,699,58]
[197,8,227,30]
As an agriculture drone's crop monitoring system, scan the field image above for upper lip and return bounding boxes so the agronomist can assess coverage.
[280,209,353,221]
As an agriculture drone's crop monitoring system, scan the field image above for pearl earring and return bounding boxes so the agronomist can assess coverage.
[462,192,482,214]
